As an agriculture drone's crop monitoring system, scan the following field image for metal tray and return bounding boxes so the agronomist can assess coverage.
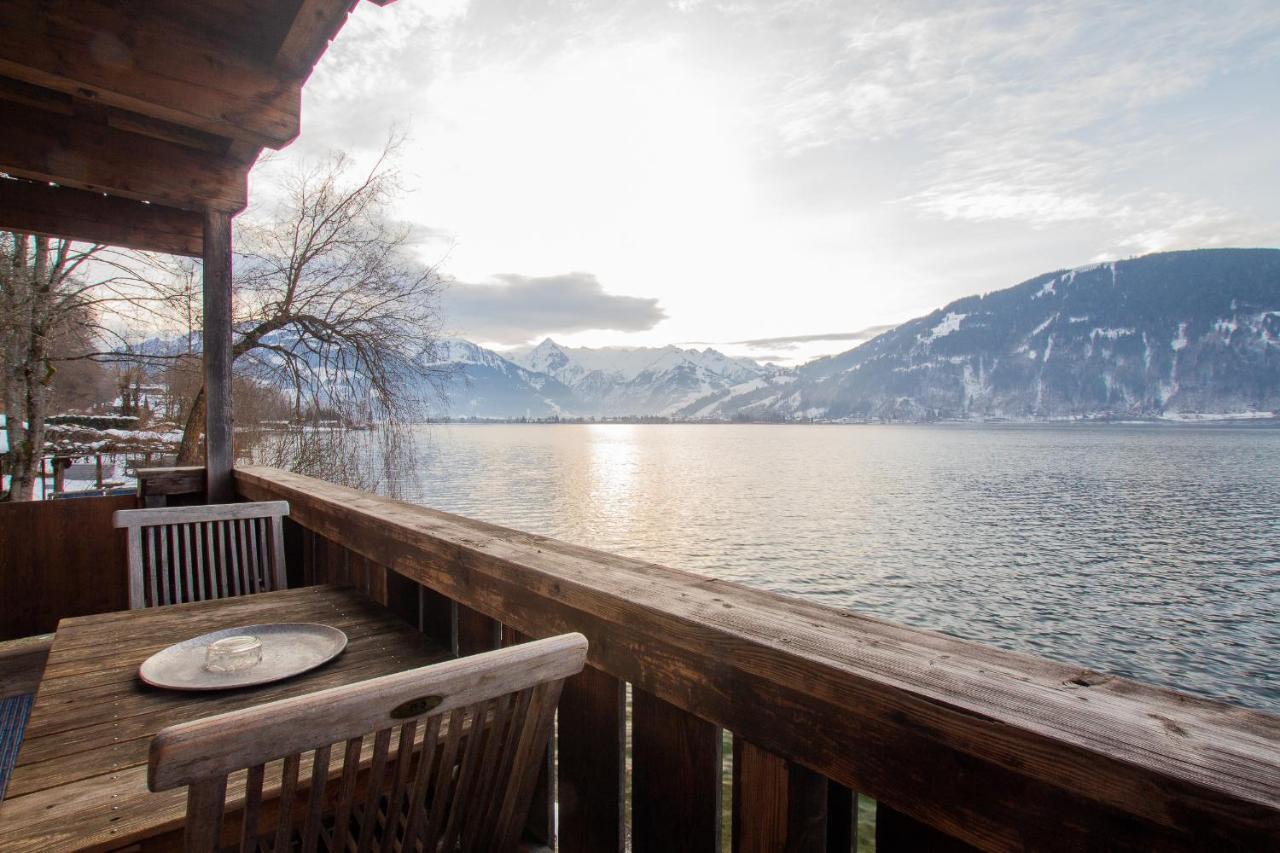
[138,623,348,691]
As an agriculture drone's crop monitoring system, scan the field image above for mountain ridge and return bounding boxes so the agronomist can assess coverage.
[438,248,1280,422]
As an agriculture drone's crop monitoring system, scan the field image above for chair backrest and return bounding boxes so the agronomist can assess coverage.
[150,632,588,853]
[113,501,290,609]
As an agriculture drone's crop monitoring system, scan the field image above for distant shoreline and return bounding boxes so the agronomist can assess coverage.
[416,415,1280,427]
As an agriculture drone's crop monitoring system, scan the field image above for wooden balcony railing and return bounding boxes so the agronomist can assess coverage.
[227,464,1278,851]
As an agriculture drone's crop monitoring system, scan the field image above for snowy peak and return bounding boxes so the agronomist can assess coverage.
[698,248,1280,422]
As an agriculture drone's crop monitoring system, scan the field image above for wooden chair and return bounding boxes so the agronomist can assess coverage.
[113,501,290,609]
[150,632,587,853]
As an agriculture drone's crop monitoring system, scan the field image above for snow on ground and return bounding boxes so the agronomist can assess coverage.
[920,312,966,344]
[1159,410,1278,421]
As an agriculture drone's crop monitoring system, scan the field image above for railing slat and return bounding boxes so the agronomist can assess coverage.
[457,603,500,657]
[558,663,625,853]
[733,737,827,853]
[234,466,1280,852]
[418,584,454,651]
[826,781,855,853]
[632,686,721,852]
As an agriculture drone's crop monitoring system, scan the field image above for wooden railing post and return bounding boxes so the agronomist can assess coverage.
[558,665,625,853]
[632,687,722,852]
[232,466,1280,852]
[733,737,827,853]
[202,208,233,503]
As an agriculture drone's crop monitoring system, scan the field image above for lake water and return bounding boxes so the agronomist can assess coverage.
[392,423,1279,713]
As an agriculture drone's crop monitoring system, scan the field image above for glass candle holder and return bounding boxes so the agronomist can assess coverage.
[205,635,263,673]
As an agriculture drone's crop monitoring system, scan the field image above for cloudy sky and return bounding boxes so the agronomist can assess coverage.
[268,0,1280,365]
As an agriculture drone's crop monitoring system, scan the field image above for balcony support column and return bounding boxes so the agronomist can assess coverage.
[202,209,234,503]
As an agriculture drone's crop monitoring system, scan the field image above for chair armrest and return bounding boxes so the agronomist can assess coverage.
[0,634,54,699]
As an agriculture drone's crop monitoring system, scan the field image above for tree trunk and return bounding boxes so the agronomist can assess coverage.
[177,384,207,465]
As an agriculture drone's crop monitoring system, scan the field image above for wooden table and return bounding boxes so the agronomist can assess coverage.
[0,585,450,851]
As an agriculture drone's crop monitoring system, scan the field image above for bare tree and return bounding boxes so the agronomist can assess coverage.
[169,141,449,483]
[0,234,109,500]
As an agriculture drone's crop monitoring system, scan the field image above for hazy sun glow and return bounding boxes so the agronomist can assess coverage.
[277,0,1280,365]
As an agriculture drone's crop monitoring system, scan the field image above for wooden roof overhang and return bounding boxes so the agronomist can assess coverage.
[0,0,394,255]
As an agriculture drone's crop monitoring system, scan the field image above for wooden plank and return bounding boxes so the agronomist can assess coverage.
[0,100,248,213]
[557,664,625,853]
[457,603,500,657]
[502,627,552,846]
[203,208,234,502]
[0,178,203,256]
[632,687,721,853]
[876,803,976,852]
[733,738,827,853]
[136,466,208,497]
[233,466,1280,852]
[0,0,300,148]
[0,587,456,851]
[148,633,585,788]
[0,495,135,640]
[0,634,53,699]
[272,0,362,79]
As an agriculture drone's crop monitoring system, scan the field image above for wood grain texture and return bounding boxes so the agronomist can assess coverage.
[557,664,625,853]
[113,501,289,607]
[458,602,501,657]
[0,634,53,699]
[203,209,234,502]
[235,465,1280,852]
[0,494,135,641]
[0,99,248,213]
[632,687,722,853]
[876,802,978,852]
[734,738,828,853]
[0,178,204,257]
[0,0,299,147]
[0,586,452,852]
[149,634,584,853]
[136,466,208,498]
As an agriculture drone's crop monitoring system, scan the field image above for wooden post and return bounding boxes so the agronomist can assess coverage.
[632,688,722,852]
[733,737,827,853]
[202,209,233,503]
[94,454,103,489]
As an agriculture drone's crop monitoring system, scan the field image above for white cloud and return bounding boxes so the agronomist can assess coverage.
[267,0,1280,357]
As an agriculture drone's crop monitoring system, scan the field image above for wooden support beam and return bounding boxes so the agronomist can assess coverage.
[274,0,363,79]
[557,665,625,853]
[202,209,234,503]
[0,179,203,256]
[0,0,301,148]
[632,688,722,853]
[0,101,247,212]
[876,803,977,852]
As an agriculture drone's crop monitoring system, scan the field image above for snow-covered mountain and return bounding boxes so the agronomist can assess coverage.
[501,339,777,416]
[688,249,1280,422]
[429,340,577,419]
